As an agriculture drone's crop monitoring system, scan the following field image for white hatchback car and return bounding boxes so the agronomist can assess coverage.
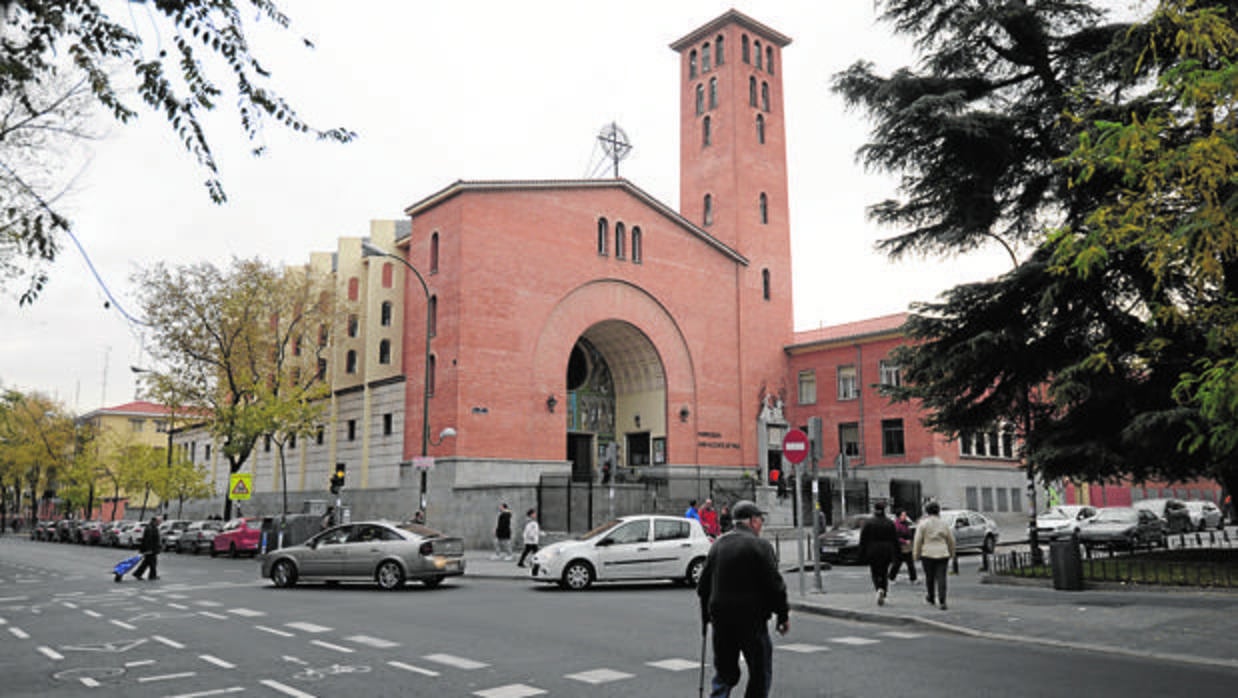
[530,514,712,590]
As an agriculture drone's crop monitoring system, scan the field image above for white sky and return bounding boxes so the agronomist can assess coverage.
[0,0,1029,412]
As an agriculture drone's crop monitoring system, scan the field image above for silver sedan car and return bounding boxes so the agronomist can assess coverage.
[260,520,465,590]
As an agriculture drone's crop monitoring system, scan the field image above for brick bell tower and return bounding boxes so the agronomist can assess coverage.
[671,11,794,466]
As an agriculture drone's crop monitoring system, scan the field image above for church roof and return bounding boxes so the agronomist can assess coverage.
[786,313,909,353]
[669,9,793,51]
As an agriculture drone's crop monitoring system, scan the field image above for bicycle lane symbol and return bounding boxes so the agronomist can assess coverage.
[292,663,372,681]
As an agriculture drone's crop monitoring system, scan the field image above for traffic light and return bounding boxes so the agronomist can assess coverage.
[329,463,346,494]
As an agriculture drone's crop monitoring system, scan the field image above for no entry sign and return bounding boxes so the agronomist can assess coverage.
[782,428,809,465]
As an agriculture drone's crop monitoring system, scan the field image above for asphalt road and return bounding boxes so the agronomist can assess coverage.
[2,536,1234,697]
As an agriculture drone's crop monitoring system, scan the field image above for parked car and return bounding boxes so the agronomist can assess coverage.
[817,514,867,564]
[119,521,147,548]
[101,521,128,547]
[530,514,712,590]
[1132,498,1192,534]
[212,517,265,558]
[79,520,107,545]
[1184,501,1224,531]
[261,520,466,590]
[940,509,1000,553]
[54,519,78,543]
[1078,506,1166,550]
[31,520,54,541]
[158,519,193,551]
[1035,505,1099,542]
[177,520,222,554]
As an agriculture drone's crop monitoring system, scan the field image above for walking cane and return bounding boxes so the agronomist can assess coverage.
[698,622,708,698]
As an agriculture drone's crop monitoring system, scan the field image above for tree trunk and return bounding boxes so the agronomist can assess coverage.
[139,485,150,520]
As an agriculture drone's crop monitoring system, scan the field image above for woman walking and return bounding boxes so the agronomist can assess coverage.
[912,501,956,610]
[516,508,540,567]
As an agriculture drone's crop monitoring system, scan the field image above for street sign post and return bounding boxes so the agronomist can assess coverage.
[782,429,809,464]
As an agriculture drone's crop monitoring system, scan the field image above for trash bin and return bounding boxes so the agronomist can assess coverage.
[1049,539,1084,591]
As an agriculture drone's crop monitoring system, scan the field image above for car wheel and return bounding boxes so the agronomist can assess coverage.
[376,561,405,590]
[229,543,238,559]
[982,535,996,554]
[421,576,445,588]
[561,561,594,590]
[684,557,706,587]
[271,560,298,588]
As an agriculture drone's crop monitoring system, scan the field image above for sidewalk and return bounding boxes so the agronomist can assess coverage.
[464,549,1238,671]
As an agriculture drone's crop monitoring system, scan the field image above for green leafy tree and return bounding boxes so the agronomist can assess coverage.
[0,388,74,523]
[0,0,354,304]
[162,450,213,520]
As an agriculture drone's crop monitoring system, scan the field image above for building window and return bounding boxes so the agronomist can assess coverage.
[695,83,704,115]
[316,358,327,380]
[615,222,626,259]
[428,354,437,396]
[382,262,393,288]
[749,76,757,107]
[879,360,901,387]
[289,433,297,450]
[1011,488,1023,512]
[754,40,762,69]
[837,365,858,400]
[291,366,301,384]
[839,423,861,458]
[997,488,1009,512]
[383,413,393,436]
[709,77,717,109]
[766,46,774,74]
[759,193,768,224]
[797,370,816,405]
[346,350,358,374]
[689,49,697,79]
[378,339,391,365]
[597,217,609,256]
[204,444,211,461]
[982,487,994,512]
[155,420,168,433]
[756,114,765,144]
[702,115,711,146]
[428,296,437,337]
[347,277,359,301]
[347,419,357,441]
[703,194,713,226]
[716,35,724,64]
[293,336,302,356]
[347,314,359,338]
[264,434,272,453]
[742,34,749,63]
[881,419,905,456]
[430,232,440,274]
[316,425,324,445]
[318,324,328,347]
[960,424,1016,459]
[761,81,770,111]
[762,269,770,300]
[702,42,711,72]
[631,226,642,263]
[130,418,144,433]
[380,301,393,327]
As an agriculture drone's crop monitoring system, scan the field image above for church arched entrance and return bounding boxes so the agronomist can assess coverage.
[563,320,666,483]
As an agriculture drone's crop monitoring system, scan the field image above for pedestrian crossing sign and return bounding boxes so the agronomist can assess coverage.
[229,473,254,501]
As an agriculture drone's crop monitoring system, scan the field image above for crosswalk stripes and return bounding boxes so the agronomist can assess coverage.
[565,668,635,684]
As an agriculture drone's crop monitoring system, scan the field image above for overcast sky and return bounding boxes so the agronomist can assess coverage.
[0,0,1053,412]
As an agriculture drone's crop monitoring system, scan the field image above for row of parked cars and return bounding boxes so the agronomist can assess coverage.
[818,508,1002,564]
[1035,498,1228,551]
[29,516,267,557]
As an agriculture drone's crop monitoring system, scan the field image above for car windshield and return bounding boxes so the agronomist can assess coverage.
[1094,509,1137,523]
[831,515,867,531]
[1039,510,1070,521]
[578,519,624,540]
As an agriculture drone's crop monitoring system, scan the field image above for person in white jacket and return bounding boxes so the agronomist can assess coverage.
[516,508,541,567]
[912,501,956,610]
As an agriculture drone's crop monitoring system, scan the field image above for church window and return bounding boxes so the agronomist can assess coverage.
[695,84,704,115]
[756,114,765,143]
[762,81,770,111]
[702,116,711,146]
[428,354,437,396]
[381,262,393,288]
[716,35,724,64]
[704,194,713,226]
[702,43,711,72]
[430,232,440,273]
[347,277,359,301]
[754,40,762,69]
[762,269,771,300]
[689,50,697,79]
[346,350,358,374]
[615,222,626,259]
[379,339,391,365]
[631,227,642,263]
[749,77,757,107]
[347,313,359,338]
[709,77,717,109]
[759,193,768,224]
[597,218,609,256]
[428,295,437,337]
[766,46,774,74]
[380,301,393,326]
[742,35,749,63]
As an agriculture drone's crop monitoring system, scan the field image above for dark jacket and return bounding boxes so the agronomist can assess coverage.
[697,526,789,629]
[859,513,899,563]
[495,510,512,539]
[140,522,161,555]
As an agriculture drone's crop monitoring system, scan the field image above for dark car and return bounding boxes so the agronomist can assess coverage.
[818,514,867,564]
[1078,507,1167,551]
[1132,498,1192,534]
[55,519,79,543]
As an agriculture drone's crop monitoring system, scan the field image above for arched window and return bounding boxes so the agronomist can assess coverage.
[428,295,438,337]
[760,193,768,224]
[754,40,762,69]
[346,350,358,374]
[749,77,757,107]
[762,81,770,112]
[742,35,749,63]
[762,269,771,300]
[695,83,704,115]
[381,262,393,288]
[615,222,626,259]
[756,114,765,144]
[716,35,724,64]
[631,226,642,263]
[428,354,437,396]
[709,77,717,109]
[766,46,774,74]
[702,43,711,72]
[689,50,697,79]
[703,194,713,226]
[347,313,359,338]
[430,232,439,274]
[702,115,711,146]
[378,339,391,365]
[347,277,359,301]
[380,301,393,327]
[597,217,609,256]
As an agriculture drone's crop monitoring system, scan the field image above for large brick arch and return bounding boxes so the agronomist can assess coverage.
[531,279,698,464]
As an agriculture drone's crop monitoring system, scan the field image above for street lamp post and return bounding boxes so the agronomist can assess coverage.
[360,241,455,516]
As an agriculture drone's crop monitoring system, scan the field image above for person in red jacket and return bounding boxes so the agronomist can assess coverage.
[699,498,721,537]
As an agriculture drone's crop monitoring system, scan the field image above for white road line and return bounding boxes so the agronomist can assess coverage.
[194,600,222,607]
[647,658,699,671]
[9,626,29,639]
[345,635,399,649]
[37,646,63,660]
[260,679,318,698]
[110,619,137,630]
[388,660,439,676]
[0,616,6,625]
[0,596,29,603]
[167,603,189,610]
[284,622,330,633]
[80,677,100,687]
[83,610,102,618]
[778,643,829,653]
[309,639,354,653]
[564,668,634,684]
[152,635,186,649]
[138,671,197,682]
[830,636,881,646]
[228,608,264,617]
[199,654,236,669]
[879,631,925,639]
[473,685,546,698]
[62,602,77,609]
[198,611,228,619]
[255,625,295,638]
[164,688,245,698]
[126,659,156,667]
[425,653,488,670]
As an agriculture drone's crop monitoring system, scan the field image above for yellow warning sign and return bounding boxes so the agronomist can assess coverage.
[229,473,253,501]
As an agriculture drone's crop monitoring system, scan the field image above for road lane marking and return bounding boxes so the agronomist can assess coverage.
[193,600,222,607]
[198,611,228,619]
[830,636,881,645]
[126,660,156,667]
[647,658,698,671]
[345,635,399,649]
[0,596,29,603]
[260,679,318,697]
[473,686,546,698]
[138,671,197,682]
[565,668,634,684]
[9,626,29,639]
[388,660,439,676]
[778,643,829,653]
[62,602,78,609]
[425,653,488,669]
[199,654,236,669]
[110,619,137,630]
[80,677,100,687]
[165,688,245,698]
[37,646,64,660]
[880,631,925,639]
[256,625,295,637]
[228,608,264,617]
[285,622,330,633]
[309,639,355,653]
[152,635,186,649]
[167,603,189,610]
[83,610,102,618]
